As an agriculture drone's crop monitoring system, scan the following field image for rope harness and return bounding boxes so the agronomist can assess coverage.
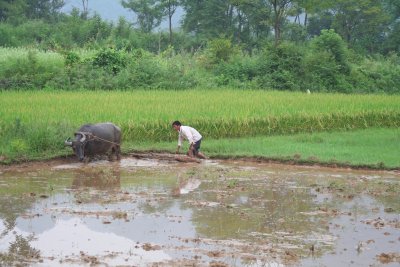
[75,131,120,146]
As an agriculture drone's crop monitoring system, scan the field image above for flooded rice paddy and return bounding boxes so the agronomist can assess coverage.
[0,156,399,266]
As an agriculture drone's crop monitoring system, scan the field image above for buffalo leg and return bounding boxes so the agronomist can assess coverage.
[112,145,121,160]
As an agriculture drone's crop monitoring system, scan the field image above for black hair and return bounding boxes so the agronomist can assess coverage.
[172,121,181,126]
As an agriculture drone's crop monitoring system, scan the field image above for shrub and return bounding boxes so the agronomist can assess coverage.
[64,51,81,67]
[92,48,127,74]
[310,29,350,74]
[214,53,259,87]
[303,50,352,92]
[203,37,238,67]
[256,42,305,90]
[349,56,400,94]
[0,48,63,90]
[302,30,355,92]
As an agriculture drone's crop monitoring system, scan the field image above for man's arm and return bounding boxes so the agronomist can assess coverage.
[176,133,183,153]
[182,127,195,145]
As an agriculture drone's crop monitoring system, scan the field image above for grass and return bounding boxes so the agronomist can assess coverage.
[128,128,400,169]
[2,90,399,122]
[0,89,399,168]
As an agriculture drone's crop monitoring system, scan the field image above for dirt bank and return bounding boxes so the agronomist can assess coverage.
[1,151,398,172]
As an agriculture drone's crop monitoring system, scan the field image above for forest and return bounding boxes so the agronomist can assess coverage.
[1,0,400,93]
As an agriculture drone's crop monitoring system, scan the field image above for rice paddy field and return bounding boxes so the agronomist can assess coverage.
[0,89,399,166]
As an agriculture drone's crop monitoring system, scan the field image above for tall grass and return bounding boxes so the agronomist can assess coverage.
[1,90,399,153]
[0,47,95,64]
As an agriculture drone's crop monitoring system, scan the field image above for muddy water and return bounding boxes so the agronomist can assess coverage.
[0,157,399,266]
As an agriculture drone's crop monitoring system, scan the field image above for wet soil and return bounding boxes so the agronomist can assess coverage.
[0,154,399,266]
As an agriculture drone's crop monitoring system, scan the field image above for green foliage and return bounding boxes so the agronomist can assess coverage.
[0,48,64,90]
[310,29,350,74]
[1,90,399,163]
[0,0,64,23]
[329,0,390,53]
[92,48,127,74]
[181,1,236,40]
[1,123,69,159]
[302,30,353,92]
[1,44,400,93]
[123,51,205,89]
[303,49,351,92]
[195,128,400,168]
[121,0,163,33]
[0,19,52,47]
[64,51,81,67]
[384,21,400,54]
[283,23,307,43]
[349,55,400,94]
[0,0,399,57]
[214,53,259,87]
[256,42,305,90]
[10,139,28,154]
[205,38,236,65]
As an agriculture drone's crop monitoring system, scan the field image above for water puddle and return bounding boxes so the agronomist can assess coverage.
[0,157,399,266]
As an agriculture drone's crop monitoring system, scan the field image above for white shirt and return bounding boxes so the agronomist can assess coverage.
[178,126,202,146]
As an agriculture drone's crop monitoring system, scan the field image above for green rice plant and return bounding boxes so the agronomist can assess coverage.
[0,89,399,160]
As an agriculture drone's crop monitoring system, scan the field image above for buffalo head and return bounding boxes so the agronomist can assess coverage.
[64,133,87,161]
[65,123,122,162]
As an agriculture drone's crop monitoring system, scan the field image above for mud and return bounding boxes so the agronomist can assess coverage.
[0,154,399,266]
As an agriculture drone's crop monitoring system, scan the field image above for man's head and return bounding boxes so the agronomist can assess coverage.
[172,121,181,132]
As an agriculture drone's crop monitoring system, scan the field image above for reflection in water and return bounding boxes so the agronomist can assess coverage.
[71,166,121,190]
[0,159,399,266]
[32,218,171,265]
[0,226,39,266]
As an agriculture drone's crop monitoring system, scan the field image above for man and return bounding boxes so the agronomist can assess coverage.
[172,121,206,159]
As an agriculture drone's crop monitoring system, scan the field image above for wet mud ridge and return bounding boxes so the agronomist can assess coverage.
[0,156,399,266]
[129,152,202,163]
[129,151,400,171]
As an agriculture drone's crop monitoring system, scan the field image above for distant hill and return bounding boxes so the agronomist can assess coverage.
[61,0,181,30]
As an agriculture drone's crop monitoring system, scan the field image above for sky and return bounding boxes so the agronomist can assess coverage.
[61,0,182,30]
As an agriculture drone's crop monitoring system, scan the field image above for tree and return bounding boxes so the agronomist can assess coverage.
[26,0,65,20]
[159,0,180,45]
[329,0,390,53]
[311,29,350,73]
[384,0,400,18]
[229,0,272,46]
[181,0,235,40]
[296,0,333,27]
[0,0,27,22]
[81,0,89,19]
[0,0,64,23]
[268,0,294,46]
[306,11,333,37]
[121,0,163,33]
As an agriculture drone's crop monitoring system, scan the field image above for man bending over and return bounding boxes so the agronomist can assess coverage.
[172,121,207,159]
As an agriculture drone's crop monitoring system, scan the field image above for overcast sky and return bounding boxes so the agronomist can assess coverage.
[62,0,182,30]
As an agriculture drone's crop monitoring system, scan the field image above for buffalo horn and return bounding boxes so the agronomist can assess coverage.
[64,137,72,146]
[79,133,86,143]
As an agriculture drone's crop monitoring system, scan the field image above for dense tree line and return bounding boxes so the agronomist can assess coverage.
[0,0,399,93]
[1,0,399,54]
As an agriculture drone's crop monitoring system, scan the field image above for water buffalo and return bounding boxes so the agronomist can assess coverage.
[65,122,121,162]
